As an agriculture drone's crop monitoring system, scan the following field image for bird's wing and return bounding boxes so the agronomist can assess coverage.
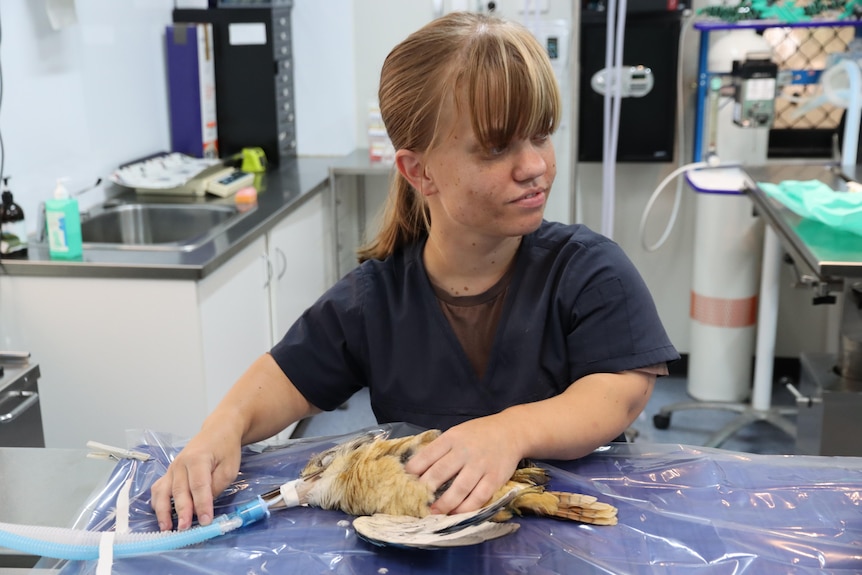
[353,514,519,549]
[432,487,523,534]
[351,487,524,549]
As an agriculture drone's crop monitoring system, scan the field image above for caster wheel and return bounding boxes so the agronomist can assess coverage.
[653,413,671,430]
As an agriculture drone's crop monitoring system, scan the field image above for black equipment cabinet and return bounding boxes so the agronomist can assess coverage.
[578,11,683,162]
[174,4,297,166]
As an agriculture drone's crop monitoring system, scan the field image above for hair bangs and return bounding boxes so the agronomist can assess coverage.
[463,27,560,150]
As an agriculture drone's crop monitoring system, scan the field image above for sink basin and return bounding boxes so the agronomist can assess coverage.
[79,203,242,250]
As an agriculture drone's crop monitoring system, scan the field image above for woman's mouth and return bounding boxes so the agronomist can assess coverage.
[511,190,546,208]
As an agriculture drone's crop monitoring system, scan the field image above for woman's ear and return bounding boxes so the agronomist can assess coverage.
[395,150,435,195]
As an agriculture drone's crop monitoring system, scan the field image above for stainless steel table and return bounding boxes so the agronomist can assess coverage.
[745,162,862,281]
[0,448,114,569]
[745,162,862,456]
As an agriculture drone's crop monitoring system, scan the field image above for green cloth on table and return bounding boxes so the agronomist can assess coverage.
[758,179,862,237]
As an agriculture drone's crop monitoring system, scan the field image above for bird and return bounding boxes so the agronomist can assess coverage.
[262,429,618,548]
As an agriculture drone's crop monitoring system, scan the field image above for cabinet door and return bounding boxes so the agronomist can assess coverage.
[267,192,329,343]
[199,236,271,413]
[0,274,205,448]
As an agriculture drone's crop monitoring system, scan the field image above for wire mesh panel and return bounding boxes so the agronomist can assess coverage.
[764,25,855,130]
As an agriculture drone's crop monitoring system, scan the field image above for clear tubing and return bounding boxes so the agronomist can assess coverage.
[838,58,861,170]
[0,497,267,561]
[602,0,615,238]
[638,161,709,252]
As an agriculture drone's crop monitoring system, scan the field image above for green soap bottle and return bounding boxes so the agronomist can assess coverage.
[45,178,83,260]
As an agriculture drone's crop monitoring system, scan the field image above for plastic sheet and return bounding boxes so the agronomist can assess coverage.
[46,423,862,575]
[759,179,862,236]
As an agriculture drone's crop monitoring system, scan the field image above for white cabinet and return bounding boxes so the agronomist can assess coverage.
[199,237,272,414]
[256,192,330,444]
[267,192,329,343]
[0,237,270,448]
[0,194,331,448]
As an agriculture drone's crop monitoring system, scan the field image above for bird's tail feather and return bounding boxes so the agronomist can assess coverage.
[497,488,618,525]
[543,491,618,525]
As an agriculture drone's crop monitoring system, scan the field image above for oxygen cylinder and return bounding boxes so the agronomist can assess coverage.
[687,29,769,402]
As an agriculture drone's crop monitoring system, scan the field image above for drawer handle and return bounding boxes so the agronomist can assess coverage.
[0,390,39,424]
[275,247,287,280]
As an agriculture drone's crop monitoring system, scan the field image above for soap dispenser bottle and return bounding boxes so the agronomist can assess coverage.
[45,177,83,260]
[0,176,27,258]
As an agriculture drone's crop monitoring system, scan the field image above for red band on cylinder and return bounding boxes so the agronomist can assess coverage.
[690,292,758,327]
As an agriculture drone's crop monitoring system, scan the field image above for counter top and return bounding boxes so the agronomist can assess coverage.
[0,156,336,281]
[326,148,395,177]
[0,152,395,282]
[0,447,114,567]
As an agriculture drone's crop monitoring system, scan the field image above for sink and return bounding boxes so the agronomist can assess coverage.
[78,203,243,251]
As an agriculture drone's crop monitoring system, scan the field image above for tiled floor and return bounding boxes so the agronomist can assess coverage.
[294,375,799,455]
[631,375,797,454]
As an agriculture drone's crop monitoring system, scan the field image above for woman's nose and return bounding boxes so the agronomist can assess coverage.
[513,141,549,182]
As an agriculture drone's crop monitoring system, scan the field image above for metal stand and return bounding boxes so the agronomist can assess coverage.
[794,352,862,456]
[653,400,797,448]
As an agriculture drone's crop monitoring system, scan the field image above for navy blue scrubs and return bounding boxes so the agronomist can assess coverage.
[270,220,679,431]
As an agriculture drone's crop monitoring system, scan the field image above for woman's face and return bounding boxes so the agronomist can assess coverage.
[422,99,556,242]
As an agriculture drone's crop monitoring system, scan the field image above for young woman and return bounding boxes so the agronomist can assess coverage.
[151,11,678,532]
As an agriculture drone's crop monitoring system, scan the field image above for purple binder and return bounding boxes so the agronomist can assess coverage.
[166,23,218,158]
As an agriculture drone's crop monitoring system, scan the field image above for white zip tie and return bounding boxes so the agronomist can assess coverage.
[97,471,132,575]
[115,476,133,535]
[96,531,115,575]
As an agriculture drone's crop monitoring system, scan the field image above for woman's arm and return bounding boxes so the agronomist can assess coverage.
[404,370,655,515]
[150,353,320,531]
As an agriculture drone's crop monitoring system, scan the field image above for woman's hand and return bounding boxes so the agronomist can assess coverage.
[404,371,655,515]
[403,415,523,515]
[148,354,318,531]
[150,426,243,531]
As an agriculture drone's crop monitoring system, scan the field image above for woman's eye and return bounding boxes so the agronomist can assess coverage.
[532,133,550,144]
[487,144,508,156]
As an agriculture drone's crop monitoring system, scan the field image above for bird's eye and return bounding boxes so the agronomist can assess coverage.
[320,452,335,467]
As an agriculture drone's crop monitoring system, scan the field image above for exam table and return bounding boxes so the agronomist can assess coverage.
[18,423,861,575]
[745,162,862,456]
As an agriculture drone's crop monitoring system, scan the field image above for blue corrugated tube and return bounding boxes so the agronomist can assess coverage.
[0,497,268,561]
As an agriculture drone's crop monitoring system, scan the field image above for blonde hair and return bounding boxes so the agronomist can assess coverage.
[356,11,561,263]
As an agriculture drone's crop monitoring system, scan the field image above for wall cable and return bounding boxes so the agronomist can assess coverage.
[601,0,626,240]
[639,8,697,253]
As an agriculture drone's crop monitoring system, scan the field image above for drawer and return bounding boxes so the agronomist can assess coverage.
[0,367,45,448]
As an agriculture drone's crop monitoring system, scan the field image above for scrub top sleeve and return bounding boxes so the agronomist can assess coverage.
[270,273,367,412]
[566,240,678,382]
